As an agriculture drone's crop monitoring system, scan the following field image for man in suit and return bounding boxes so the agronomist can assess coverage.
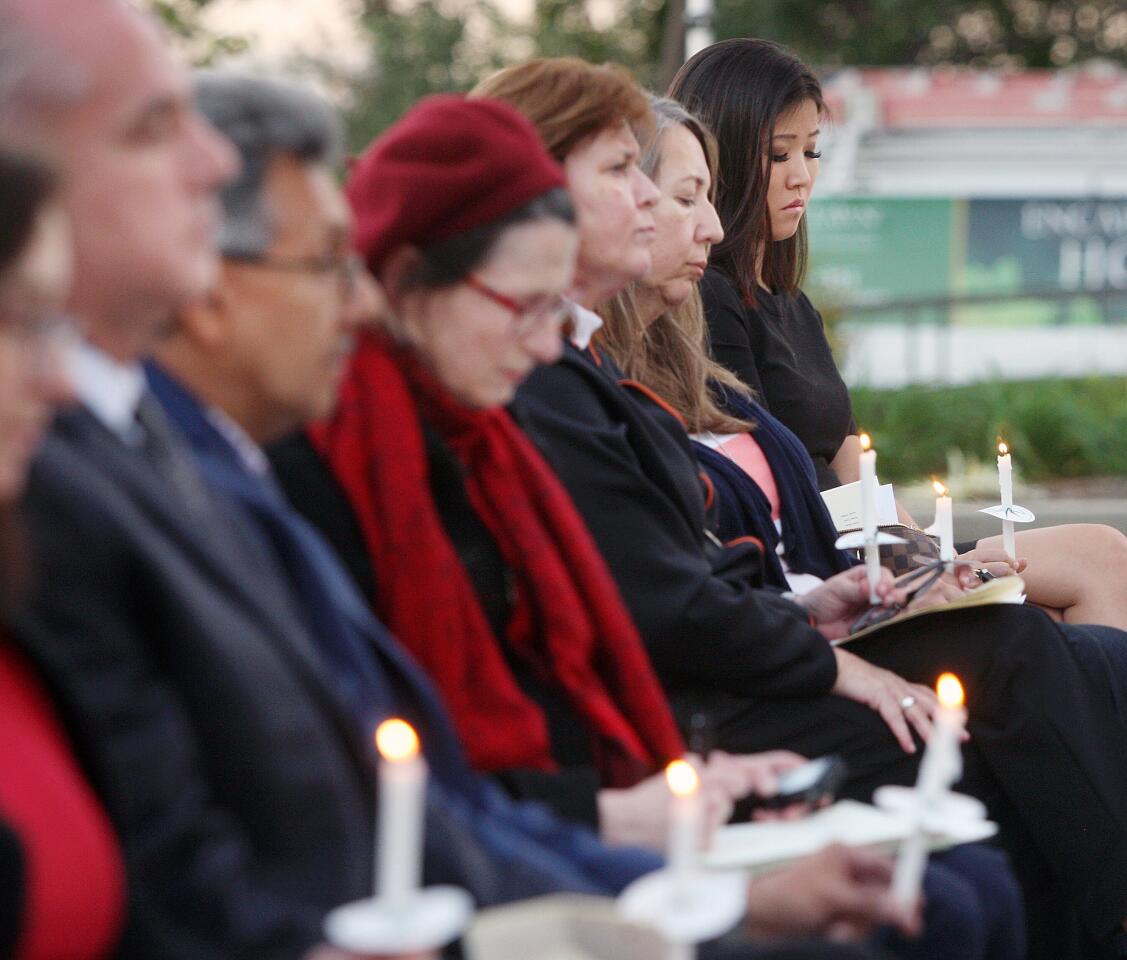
[0,4,668,959]
[147,68,1027,960]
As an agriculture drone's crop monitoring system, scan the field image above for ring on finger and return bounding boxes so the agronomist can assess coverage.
[899,695,917,711]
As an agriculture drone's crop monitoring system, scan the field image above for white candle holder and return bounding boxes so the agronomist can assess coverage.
[835,529,908,604]
[325,885,474,955]
[618,865,747,947]
[978,503,1036,525]
[873,785,989,834]
[834,529,908,551]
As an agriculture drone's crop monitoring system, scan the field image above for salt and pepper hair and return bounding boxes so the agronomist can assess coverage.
[598,94,753,436]
[194,70,343,259]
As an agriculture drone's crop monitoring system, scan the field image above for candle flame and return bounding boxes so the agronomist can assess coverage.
[859,432,872,452]
[666,759,700,797]
[375,718,419,762]
[932,479,947,496]
[936,673,965,709]
[997,441,1009,456]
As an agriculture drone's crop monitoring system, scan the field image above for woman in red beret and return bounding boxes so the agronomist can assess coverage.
[271,93,800,850]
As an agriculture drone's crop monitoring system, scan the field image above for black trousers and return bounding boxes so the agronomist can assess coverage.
[678,604,1127,960]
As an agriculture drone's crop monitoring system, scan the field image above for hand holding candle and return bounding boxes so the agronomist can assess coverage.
[858,432,881,604]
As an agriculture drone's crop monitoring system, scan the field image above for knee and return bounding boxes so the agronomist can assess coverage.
[912,858,988,960]
[1084,524,1127,573]
[934,844,1026,957]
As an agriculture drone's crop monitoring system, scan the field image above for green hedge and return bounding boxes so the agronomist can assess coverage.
[850,377,1127,484]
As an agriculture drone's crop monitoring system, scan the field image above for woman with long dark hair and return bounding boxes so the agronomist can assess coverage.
[0,148,124,960]
[672,36,1127,631]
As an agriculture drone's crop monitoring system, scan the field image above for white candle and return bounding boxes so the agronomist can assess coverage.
[665,759,701,895]
[892,674,966,910]
[375,718,426,906]
[858,433,881,604]
[997,442,1016,560]
[932,480,954,564]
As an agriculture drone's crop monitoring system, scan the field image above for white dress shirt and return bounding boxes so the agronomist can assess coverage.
[65,339,147,445]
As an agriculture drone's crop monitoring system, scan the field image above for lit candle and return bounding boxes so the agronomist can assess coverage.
[892,674,966,910]
[932,480,954,565]
[666,759,702,893]
[858,432,881,604]
[375,718,426,906]
[997,441,1016,560]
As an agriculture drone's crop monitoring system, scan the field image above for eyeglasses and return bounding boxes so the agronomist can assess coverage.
[228,252,365,298]
[463,274,569,338]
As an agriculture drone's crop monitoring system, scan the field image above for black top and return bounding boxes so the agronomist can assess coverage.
[269,426,601,827]
[700,268,855,490]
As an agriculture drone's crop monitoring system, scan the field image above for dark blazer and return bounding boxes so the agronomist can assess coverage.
[512,343,837,719]
[20,405,375,960]
[143,367,662,903]
[515,346,1127,956]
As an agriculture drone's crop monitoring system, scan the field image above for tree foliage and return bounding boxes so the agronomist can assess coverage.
[713,0,1127,70]
[146,0,248,63]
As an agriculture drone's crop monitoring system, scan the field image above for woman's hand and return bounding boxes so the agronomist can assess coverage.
[745,844,919,941]
[597,750,811,850]
[795,566,907,641]
[957,545,1028,580]
[598,758,735,850]
[698,749,811,820]
[831,648,945,754]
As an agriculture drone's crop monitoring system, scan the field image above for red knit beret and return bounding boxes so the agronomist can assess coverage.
[347,94,567,273]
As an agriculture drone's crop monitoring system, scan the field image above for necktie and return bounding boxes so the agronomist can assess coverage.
[133,390,220,525]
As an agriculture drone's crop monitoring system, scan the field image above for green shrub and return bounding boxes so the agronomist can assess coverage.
[851,377,1127,483]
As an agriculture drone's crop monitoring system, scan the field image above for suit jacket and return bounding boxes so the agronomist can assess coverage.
[20,403,376,960]
[144,367,661,907]
[512,343,838,721]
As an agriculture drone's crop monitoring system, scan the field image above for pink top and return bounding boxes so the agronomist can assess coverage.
[704,432,781,520]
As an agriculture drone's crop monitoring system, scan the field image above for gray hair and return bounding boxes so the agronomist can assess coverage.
[194,70,343,258]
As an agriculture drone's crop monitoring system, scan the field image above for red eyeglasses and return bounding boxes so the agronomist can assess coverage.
[463,274,570,337]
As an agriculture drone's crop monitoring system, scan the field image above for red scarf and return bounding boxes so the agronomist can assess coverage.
[308,332,684,786]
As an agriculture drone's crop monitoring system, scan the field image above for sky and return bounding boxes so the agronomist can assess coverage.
[202,0,541,71]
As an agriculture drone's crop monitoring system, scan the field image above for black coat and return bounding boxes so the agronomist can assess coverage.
[513,343,837,720]
[21,407,375,960]
[514,342,1127,958]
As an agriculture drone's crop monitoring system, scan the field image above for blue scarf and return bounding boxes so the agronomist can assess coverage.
[693,383,854,587]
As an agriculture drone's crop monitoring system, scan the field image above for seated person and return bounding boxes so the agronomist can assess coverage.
[477,57,1127,960]
[154,70,920,960]
[0,147,124,960]
[271,75,790,844]
[268,69,1024,960]
[678,37,1127,632]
